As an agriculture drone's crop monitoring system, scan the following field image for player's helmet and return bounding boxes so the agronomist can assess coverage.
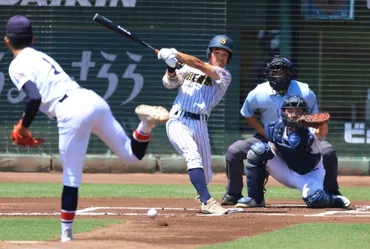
[206,35,233,63]
[280,95,308,127]
[264,55,295,92]
[282,95,308,112]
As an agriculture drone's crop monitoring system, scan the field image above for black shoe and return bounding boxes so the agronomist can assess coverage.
[221,193,243,205]
[332,195,351,208]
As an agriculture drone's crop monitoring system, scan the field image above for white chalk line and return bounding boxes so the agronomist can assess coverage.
[2,205,370,218]
[305,205,370,217]
[78,206,198,212]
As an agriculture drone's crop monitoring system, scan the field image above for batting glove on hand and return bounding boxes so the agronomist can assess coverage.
[158,48,178,61]
[165,58,178,68]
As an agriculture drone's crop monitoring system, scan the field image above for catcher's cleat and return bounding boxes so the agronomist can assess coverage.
[221,192,243,205]
[135,105,169,127]
[200,198,228,215]
[61,228,73,242]
[332,195,351,208]
[235,196,265,208]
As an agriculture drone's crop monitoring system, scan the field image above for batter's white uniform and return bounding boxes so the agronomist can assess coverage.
[163,64,232,184]
[8,47,141,187]
[266,127,325,200]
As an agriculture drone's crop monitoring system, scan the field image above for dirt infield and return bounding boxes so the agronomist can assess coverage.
[1,173,370,249]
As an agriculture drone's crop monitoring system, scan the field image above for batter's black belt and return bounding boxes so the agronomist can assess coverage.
[175,110,208,121]
[59,94,68,103]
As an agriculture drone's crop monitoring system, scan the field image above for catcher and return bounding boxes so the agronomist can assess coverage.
[236,95,351,209]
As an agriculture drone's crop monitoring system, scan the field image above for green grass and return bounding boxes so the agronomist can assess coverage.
[0,218,123,241]
[0,183,368,201]
[200,223,370,249]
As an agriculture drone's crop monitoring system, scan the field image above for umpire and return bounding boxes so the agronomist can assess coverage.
[221,55,343,205]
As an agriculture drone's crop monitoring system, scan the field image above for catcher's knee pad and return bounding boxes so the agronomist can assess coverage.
[246,142,273,168]
[303,189,331,208]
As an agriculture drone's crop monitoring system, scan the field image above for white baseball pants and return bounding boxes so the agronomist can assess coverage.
[266,151,325,199]
[55,89,140,187]
[166,115,213,184]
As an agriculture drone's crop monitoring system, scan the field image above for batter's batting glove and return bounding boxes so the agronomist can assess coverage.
[165,58,178,68]
[158,48,178,61]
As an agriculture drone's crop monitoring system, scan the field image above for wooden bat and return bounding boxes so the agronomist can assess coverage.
[93,13,159,54]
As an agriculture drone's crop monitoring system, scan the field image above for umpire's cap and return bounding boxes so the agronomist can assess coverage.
[206,35,233,63]
[6,15,33,36]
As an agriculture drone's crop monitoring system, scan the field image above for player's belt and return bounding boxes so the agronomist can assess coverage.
[182,111,208,121]
[59,94,68,103]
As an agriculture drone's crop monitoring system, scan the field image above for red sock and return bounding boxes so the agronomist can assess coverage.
[61,209,75,223]
[133,130,151,142]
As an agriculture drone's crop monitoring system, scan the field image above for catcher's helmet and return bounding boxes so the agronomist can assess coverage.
[264,55,295,92]
[282,95,308,112]
[206,35,233,63]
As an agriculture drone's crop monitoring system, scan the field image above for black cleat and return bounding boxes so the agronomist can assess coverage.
[221,192,243,205]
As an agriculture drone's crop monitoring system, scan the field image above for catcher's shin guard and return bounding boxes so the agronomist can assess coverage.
[246,166,266,204]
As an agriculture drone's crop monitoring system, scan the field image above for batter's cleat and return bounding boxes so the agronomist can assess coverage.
[235,196,265,208]
[135,105,169,127]
[61,228,73,242]
[201,198,228,215]
[221,192,243,205]
[332,195,351,208]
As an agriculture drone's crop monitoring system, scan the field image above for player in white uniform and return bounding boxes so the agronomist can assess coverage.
[236,95,351,209]
[4,15,169,242]
[156,35,233,215]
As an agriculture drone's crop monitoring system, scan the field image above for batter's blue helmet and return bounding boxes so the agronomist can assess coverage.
[206,35,233,63]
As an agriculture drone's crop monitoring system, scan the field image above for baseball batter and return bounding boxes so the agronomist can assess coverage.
[221,55,346,206]
[4,15,169,242]
[157,35,233,215]
[236,95,351,209]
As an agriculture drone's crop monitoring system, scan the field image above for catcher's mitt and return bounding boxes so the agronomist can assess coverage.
[10,120,45,147]
[297,112,330,129]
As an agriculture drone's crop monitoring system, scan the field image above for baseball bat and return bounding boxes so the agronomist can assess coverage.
[92,13,159,54]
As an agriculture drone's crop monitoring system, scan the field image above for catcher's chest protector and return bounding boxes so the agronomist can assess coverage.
[275,129,321,175]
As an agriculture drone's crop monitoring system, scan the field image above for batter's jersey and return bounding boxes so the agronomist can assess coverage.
[8,47,81,119]
[240,80,318,125]
[163,64,232,116]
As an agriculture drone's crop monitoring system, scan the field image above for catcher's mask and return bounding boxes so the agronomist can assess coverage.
[280,95,308,127]
[206,34,233,63]
[264,55,295,93]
